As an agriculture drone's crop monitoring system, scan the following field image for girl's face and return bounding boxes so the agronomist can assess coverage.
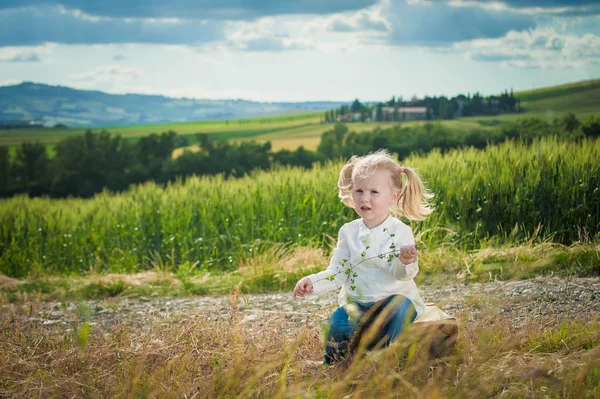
[351,169,400,229]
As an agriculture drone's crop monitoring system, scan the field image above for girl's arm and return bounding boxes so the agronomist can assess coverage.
[389,227,419,281]
[305,226,351,295]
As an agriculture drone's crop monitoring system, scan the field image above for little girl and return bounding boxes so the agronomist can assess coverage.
[293,149,433,365]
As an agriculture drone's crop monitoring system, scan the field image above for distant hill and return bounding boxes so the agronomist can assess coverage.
[0,82,345,128]
[515,79,600,116]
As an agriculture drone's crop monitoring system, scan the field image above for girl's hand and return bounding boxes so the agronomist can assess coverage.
[399,244,419,265]
[293,277,313,300]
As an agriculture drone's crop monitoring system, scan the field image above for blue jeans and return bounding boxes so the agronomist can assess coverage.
[323,294,416,365]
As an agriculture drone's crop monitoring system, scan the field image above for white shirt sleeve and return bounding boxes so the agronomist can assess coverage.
[389,226,419,281]
[390,258,419,280]
[306,226,351,295]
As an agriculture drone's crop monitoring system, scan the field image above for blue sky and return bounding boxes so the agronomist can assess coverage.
[0,0,598,102]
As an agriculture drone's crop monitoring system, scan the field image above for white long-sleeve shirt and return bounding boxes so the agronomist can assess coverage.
[306,215,426,317]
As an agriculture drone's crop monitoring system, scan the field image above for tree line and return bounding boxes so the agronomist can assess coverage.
[318,113,598,160]
[1,113,598,199]
[324,89,521,122]
[0,130,323,198]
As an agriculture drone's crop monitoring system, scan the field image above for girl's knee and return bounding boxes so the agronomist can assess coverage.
[386,296,416,339]
[327,307,355,340]
[387,295,416,321]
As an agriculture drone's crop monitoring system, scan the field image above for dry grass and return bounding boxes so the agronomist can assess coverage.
[0,275,20,289]
[89,271,180,287]
[1,292,599,399]
[236,244,326,281]
[415,241,600,285]
[263,137,321,152]
[172,145,201,159]
[172,136,321,154]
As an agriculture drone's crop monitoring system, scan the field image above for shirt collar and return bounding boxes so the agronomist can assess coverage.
[357,215,394,238]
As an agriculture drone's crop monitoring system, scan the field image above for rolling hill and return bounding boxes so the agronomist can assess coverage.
[0,82,344,127]
[1,79,599,153]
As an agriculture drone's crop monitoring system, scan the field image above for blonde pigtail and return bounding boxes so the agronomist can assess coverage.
[400,166,434,221]
[338,156,358,207]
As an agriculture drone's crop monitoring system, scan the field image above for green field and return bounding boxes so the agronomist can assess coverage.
[0,111,323,147]
[2,136,598,279]
[513,79,600,102]
[2,79,599,155]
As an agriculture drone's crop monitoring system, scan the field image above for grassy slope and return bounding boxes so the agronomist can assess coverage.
[0,111,323,147]
[3,79,599,154]
[514,79,600,102]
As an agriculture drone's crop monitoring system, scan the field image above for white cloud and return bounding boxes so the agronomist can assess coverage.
[385,0,536,47]
[227,17,282,42]
[67,64,144,89]
[327,5,390,32]
[456,28,600,69]
[0,44,54,62]
[224,17,315,52]
[127,85,265,100]
[0,52,39,62]
[0,78,22,86]
[216,1,397,55]
[241,37,312,52]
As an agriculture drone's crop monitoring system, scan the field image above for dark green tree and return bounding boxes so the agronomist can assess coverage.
[12,141,50,196]
[317,124,348,158]
[581,115,600,138]
[51,130,130,197]
[0,146,12,196]
[351,99,364,113]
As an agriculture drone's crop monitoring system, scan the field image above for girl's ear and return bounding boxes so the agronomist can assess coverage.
[390,188,401,203]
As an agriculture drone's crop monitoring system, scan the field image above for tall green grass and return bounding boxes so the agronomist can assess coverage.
[412,137,600,245]
[1,137,598,277]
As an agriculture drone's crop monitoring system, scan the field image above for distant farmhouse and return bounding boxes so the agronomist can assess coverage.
[378,107,427,121]
[324,89,519,124]
[333,106,428,123]
[336,113,363,122]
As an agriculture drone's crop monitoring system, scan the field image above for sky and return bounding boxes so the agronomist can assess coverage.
[0,0,599,102]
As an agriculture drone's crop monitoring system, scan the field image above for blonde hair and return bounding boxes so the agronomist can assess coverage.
[337,149,434,221]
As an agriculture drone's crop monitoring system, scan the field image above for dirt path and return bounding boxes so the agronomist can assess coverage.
[4,276,599,334]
